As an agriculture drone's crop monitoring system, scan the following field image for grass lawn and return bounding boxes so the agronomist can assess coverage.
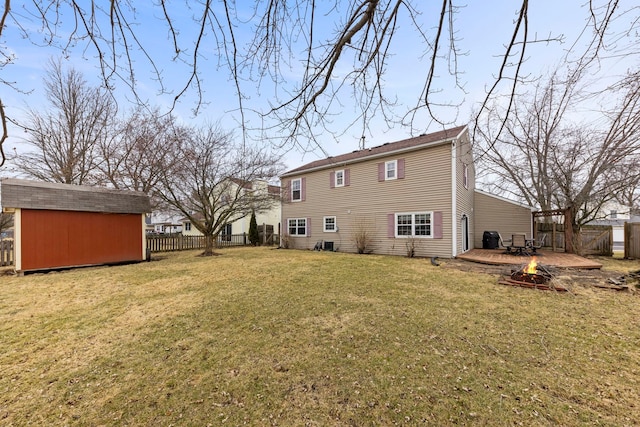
[1,247,639,426]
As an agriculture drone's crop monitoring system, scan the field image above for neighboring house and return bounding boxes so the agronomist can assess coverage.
[280,126,478,258]
[145,212,183,234]
[181,179,281,238]
[152,222,182,234]
[587,201,640,250]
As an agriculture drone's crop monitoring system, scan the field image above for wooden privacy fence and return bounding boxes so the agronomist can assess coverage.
[536,222,565,251]
[0,239,14,266]
[580,225,613,256]
[535,223,613,256]
[624,222,640,259]
[146,232,280,253]
[258,224,280,246]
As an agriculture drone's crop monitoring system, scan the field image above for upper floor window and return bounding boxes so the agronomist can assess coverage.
[386,160,397,180]
[291,178,302,201]
[378,159,404,181]
[185,222,192,231]
[462,163,469,189]
[610,210,617,219]
[330,169,350,188]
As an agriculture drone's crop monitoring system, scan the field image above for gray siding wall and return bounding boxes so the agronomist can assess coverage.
[281,143,456,258]
[1,178,151,214]
[473,191,532,248]
[454,131,475,254]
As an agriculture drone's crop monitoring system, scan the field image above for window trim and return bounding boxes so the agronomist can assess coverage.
[385,160,397,180]
[184,222,192,231]
[323,216,337,232]
[335,170,345,187]
[287,217,307,236]
[291,178,302,202]
[462,163,469,189]
[395,211,433,238]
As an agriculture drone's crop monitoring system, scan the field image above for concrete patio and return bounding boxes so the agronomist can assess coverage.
[456,248,603,269]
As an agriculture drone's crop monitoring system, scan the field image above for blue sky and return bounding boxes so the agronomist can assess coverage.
[1,1,637,171]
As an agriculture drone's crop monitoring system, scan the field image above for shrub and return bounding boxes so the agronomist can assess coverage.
[249,211,259,246]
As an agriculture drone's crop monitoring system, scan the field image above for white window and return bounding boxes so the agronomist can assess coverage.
[395,212,432,237]
[610,210,617,219]
[462,163,469,189]
[335,170,344,187]
[185,222,192,231]
[323,216,337,232]
[385,160,397,180]
[288,218,306,236]
[291,178,301,201]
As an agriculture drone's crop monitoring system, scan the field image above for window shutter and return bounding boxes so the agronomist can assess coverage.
[301,177,306,201]
[378,163,385,181]
[387,213,395,238]
[306,217,311,236]
[344,169,351,186]
[398,158,405,179]
[433,211,443,239]
[283,180,291,202]
[330,172,335,188]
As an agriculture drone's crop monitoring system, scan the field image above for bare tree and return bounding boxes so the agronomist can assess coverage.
[0,212,13,236]
[97,106,184,210]
[1,1,637,163]
[12,59,115,184]
[476,69,640,252]
[156,123,282,256]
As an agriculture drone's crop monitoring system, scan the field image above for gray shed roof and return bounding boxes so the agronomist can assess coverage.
[1,178,151,214]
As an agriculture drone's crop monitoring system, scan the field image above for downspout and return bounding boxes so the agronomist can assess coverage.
[451,141,458,257]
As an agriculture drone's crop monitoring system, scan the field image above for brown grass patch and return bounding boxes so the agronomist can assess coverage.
[1,247,639,425]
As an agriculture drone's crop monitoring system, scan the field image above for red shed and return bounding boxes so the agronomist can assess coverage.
[1,179,151,273]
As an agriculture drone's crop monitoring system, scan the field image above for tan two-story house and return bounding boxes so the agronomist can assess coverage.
[280,125,475,258]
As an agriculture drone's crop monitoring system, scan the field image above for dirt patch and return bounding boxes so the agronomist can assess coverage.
[440,257,637,294]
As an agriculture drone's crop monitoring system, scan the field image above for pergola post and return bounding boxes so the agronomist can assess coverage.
[564,207,574,254]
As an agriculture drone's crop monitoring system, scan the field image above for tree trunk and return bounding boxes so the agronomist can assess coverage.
[202,234,215,256]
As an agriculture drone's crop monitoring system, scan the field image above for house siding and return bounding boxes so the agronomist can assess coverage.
[454,132,475,254]
[282,143,456,258]
[473,190,532,248]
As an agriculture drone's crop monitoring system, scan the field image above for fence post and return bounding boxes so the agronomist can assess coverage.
[625,222,630,259]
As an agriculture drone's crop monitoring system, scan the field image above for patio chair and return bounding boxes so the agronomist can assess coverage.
[529,234,546,253]
[498,233,510,248]
[509,234,529,255]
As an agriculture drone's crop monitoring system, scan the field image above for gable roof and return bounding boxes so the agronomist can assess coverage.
[282,125,467,177]
[229,177,280,195]
[1,178,151,214]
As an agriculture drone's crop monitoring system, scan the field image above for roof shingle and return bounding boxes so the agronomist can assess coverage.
[282,125,467,176]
